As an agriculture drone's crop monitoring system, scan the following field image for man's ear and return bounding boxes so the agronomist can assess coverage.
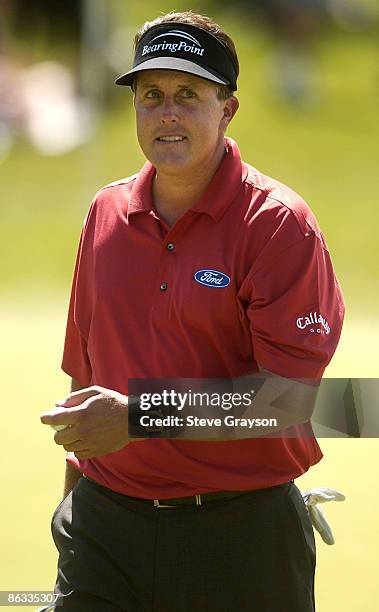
[222,96,239,127]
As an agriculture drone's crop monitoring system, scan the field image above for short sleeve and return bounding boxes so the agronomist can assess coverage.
[247,218,345,379]
[61,207,95,386]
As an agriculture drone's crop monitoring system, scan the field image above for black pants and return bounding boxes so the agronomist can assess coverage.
[50,476,316,611]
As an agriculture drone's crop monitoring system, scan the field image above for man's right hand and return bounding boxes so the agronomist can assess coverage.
[40,385,145,459]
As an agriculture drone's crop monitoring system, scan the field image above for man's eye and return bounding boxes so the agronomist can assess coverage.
[145,90,161,99]
[181,89,195,98]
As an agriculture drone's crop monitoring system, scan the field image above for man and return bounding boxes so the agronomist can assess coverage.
[40,11,345,612]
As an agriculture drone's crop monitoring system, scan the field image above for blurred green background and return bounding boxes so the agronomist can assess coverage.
[0,1,378,610]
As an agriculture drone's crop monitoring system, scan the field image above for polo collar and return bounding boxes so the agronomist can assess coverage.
[127,161,155,217]
[128,137,247,222]
[190,138,247,221]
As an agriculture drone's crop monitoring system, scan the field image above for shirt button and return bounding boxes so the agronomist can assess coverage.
[160,282,168,291]
[167,243,174,251]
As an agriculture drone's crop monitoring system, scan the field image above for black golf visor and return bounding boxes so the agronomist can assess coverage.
[115,23,238,91]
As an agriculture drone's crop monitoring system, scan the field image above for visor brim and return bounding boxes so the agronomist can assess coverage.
[115,57,229,87]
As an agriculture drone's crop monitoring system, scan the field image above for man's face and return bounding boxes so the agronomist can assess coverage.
[133,70,238,175]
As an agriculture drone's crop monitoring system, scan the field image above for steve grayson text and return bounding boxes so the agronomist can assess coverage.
[139,415,278,429]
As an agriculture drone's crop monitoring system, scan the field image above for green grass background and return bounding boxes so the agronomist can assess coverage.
[0,2,378,610]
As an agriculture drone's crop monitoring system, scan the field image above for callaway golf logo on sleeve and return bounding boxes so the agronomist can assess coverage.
[194,269,230,288]
[296,311,331,334]
[142,30,205,57]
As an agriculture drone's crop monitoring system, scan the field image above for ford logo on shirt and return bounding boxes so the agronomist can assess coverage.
[194,269,230,288]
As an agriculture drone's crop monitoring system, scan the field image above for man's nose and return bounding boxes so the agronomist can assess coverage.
[160,97,178,123]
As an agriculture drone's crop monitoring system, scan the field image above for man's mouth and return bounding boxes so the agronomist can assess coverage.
[156,136,186,143]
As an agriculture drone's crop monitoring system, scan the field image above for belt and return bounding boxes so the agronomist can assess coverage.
[152,490,245,508]
[83,475,291,509]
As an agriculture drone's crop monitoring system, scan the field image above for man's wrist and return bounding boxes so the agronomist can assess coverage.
[127,394,140,408]
[127,395,177,438]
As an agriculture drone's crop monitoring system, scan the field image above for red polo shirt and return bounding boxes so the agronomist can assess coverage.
[62,137,345,498]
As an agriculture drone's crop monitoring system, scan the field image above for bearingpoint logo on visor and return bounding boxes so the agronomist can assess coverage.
[142,29,205,57]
